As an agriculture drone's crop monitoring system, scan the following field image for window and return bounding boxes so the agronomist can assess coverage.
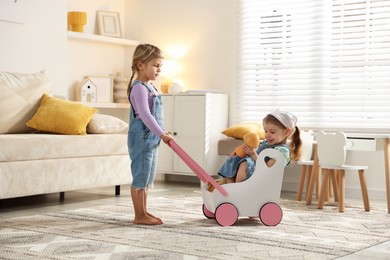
[236,0,390,133]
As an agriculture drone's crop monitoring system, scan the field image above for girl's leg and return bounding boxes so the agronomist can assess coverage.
[143,188,163,223]
[235,161,248,182]
[207,179,227,192]
[131,187,162,225]
[226,177,235,183]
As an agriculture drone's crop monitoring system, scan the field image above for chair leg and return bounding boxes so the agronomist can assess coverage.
[338,170,345,213]
[330,173,333,200]
[325,174,331,202]
[305,165,314,201]
[306,149,319,205]
[330,170,339,202]
[358,169,370,211]
[296,165,307,201]
[325,171,335,202]
[318,169,329,209]
[315,166,320,200]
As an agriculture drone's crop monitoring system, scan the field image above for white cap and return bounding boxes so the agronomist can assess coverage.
[269,109,297,130]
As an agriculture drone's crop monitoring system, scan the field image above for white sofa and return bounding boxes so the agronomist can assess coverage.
[0,70,131,200]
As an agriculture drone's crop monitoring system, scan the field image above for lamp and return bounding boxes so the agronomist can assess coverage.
[160,59,182,93]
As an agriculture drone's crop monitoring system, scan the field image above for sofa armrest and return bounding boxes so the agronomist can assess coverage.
[218,138,243,156]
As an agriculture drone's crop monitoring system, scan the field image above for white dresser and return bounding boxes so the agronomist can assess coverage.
[157,93,229,177]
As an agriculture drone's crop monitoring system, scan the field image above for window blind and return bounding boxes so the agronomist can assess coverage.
[236,0,390,133]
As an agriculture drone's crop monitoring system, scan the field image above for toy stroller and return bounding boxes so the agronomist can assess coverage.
[169,140,285,226]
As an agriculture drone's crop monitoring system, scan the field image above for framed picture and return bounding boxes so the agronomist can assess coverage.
[97,11,121,38]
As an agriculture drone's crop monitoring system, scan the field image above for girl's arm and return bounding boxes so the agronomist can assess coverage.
[242,144,258,161]
[130,85,164,137]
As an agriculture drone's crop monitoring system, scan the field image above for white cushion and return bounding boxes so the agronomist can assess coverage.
[0,70,51,134]
[87,114,128,134]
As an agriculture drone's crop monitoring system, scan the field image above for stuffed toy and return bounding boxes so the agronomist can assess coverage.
[207,132,261,192]
[233,132,261,158]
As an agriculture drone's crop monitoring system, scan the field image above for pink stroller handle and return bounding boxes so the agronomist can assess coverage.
[169,140,228,196]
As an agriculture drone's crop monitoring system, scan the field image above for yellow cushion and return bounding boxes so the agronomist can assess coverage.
[26,94,97,135]
[222,122,265,140]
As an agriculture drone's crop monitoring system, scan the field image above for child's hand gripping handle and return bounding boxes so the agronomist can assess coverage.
[168,140,228,196]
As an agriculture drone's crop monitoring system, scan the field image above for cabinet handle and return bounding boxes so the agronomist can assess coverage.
[173,132,177,136]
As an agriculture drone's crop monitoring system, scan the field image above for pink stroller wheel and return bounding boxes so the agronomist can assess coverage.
[202,204,215,219]
[215,203,238,226]
[259,202,283,226]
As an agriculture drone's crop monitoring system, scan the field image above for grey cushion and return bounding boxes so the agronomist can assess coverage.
[218,138,243,156]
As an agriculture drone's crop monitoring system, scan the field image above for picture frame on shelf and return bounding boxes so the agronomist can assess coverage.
[96,10,121,38]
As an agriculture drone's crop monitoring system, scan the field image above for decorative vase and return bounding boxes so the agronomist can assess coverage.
[68,11,87,33]
[113,72,129,103]
[160,79,172,93]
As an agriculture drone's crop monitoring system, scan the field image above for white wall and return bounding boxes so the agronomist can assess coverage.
[68,0,125,36]
[0,0,68,97]
[67,0,133,100]
[0,0,237,104]
[125,0,237,95]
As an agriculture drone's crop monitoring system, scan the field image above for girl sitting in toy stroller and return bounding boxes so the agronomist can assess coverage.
[209,109,302,191]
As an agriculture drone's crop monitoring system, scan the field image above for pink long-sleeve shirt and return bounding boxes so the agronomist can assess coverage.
[129,83,164,137]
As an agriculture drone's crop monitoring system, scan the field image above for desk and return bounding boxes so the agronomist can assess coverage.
[305,133,390,213]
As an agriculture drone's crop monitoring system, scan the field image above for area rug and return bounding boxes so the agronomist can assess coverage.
[1,192,390,260]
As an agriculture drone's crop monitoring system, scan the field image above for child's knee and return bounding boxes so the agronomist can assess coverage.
[236,162,248,182]
[238,161,247,170]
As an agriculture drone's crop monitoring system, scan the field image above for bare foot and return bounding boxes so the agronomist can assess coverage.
[207,179,227,192]
[146,212,163,224]
[134,215,162,225]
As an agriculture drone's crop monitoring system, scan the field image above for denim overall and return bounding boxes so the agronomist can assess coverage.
[218,141,290,179]
[128,81,163,189]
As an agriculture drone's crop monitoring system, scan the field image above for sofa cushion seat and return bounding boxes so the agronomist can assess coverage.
[0,133,128,162]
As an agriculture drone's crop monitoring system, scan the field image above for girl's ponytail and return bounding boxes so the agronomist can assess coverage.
[289,126,302,161]
[127,66,136,98]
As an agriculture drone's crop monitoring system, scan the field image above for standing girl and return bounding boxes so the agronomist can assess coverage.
[127,44,173,225]
[218,109,301,184]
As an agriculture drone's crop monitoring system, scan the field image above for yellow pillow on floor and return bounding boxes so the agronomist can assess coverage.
[26,94,97,135]
[222,122,265,140]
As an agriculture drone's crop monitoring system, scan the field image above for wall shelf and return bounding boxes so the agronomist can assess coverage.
[81,102,130,109]
[68,31,139,47]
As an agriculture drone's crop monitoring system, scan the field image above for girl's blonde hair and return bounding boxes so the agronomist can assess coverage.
[263,114,302,161]
[127,44,163,96]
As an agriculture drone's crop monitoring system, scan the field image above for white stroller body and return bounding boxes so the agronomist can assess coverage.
[201,148,286,226]
[169,141,285,226]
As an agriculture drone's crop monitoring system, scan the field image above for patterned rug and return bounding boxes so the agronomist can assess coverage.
[1,192,390,260]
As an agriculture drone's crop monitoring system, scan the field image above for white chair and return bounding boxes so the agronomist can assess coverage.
[296,130,319,201]
[315,131,370,212]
